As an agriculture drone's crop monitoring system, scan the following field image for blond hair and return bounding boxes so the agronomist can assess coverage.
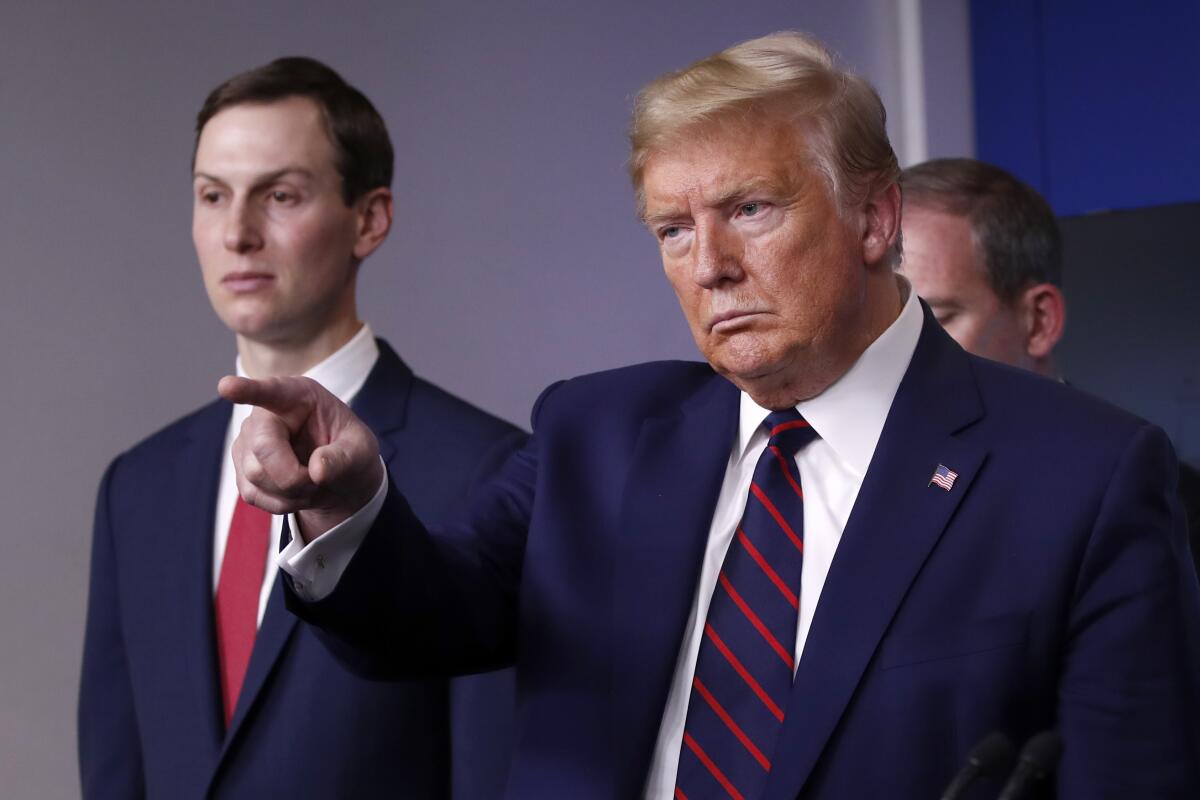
[629,31,899,215]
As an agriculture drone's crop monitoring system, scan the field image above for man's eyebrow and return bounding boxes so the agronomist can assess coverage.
[708,177,777,208]
[192,167,316,184]
[639,177,786,226]
[641,209,686,228]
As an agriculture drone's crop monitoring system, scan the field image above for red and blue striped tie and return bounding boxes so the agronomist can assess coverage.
[675,409,817,800]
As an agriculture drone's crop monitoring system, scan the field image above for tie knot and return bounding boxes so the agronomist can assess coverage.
[762,409,818,455]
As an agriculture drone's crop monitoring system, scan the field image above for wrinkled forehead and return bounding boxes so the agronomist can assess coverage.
[637,113,827,217]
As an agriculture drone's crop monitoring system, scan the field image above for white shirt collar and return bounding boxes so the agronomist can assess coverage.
[735,277,923,475]
[235,322,380,404]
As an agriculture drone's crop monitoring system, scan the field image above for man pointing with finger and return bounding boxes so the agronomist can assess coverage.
[225,34,1200,799]
[79,57,521,799]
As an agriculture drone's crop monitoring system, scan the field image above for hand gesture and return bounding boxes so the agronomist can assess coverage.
[218,375,383,540]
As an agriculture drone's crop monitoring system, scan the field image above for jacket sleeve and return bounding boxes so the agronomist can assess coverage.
[78,457,146,799]
[1056,423,1200,798]
[283,385,557,681]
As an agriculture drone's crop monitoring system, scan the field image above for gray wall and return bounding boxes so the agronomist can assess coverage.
[1057,204,1200,465]
[0,1,970,795]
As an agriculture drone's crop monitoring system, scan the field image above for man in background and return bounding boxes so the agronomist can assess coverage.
[899,158,1065,379]
[899,156,1200,575]
[78,57,520,798]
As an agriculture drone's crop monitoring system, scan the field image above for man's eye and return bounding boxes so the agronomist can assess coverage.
[661,226,681,239]
[199,191,222,205]
[739,202,762,217]
[270,190,294,203]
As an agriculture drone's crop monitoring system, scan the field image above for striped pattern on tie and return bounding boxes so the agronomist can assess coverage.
[675,409,817,800]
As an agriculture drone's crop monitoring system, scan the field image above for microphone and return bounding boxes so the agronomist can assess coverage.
[940,732,1015,800]
[995,730,1063,800]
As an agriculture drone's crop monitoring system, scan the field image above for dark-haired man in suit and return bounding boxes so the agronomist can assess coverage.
[78,57,521,799]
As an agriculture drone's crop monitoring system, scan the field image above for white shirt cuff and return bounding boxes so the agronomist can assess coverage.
[276,460,389,602]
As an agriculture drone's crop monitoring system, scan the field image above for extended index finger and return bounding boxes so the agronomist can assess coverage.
[218,375,315,426]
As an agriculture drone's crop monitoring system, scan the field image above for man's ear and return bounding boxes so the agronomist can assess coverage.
[862,182,901,267]
[1019,282,1066,359]
[353,187,393,260]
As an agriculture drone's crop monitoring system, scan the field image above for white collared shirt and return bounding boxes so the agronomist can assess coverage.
[212,323,379,625]
[642,281,922,799]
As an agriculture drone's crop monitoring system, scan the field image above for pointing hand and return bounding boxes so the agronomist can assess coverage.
[218,375,383,541]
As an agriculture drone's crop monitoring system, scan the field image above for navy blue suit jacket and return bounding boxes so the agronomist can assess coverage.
[293,312,1200,799]
[79,340,525,799]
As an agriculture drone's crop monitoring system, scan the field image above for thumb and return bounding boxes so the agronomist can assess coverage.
[309,439,384,512]
[309,442,350,487]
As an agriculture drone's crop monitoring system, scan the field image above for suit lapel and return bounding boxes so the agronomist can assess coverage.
[610,372,741,796]
[350,339,413,460]
[214,340,413,759]
[765,313,988,800]
[173,400,230,758]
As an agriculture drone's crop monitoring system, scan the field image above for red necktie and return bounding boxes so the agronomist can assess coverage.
[675,410,817,800]
[214,496,271,726]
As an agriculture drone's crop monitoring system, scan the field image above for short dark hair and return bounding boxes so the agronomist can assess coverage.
[194,57,393,204]
[900,158,1062,303]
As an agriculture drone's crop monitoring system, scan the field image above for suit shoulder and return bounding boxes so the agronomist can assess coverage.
[93,399,228,519]
[107,398,228,470]
[383,375,525,520]
[966,357,1165,481]
[540,360,717,415]
[405,375,523,443]
[969,356,1150,439]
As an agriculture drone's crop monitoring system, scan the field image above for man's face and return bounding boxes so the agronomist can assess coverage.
[899,205,1030,368]
[192,96,365,347]
[641,119,891,406]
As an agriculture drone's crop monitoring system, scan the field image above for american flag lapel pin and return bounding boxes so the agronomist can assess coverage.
[929,463,958,491]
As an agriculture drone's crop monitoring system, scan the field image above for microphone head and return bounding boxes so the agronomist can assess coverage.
[940,732,1017,800]
[967,731,1017,774]
[1017,730,1064,774]
[994,730,1065,800]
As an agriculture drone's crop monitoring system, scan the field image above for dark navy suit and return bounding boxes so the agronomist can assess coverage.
[79,340,524,799]
[292,310,1200,799]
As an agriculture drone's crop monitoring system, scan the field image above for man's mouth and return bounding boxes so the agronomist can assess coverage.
[709,309,768,333]
[222,271,275,293]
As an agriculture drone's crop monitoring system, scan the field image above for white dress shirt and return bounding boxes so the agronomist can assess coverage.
[641,282,921,798]
[278,282,923,798]
[213,322,378,625]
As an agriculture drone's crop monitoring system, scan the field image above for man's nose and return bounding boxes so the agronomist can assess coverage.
[223,199,264,254]
[692,223,744,288]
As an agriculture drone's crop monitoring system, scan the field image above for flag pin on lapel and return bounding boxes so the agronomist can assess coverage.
[929,463,958,491]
